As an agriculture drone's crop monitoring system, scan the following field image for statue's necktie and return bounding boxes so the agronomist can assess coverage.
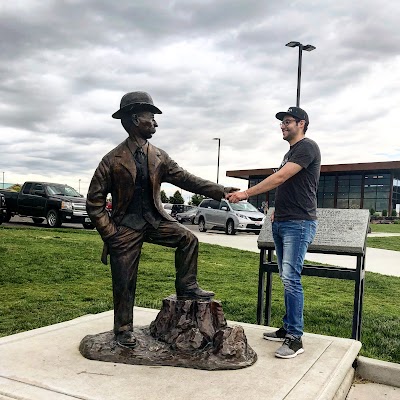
[135,147,145,164]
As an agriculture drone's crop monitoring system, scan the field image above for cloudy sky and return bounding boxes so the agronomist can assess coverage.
[1,0,399,201]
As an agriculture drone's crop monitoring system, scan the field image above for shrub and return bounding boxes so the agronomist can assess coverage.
[369,208,375,215]
[391,210,398,217]
[382,210,388,217]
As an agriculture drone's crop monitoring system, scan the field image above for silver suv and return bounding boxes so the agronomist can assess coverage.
[194,198,265,235]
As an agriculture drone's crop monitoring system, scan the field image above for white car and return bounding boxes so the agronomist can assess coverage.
[162,203,173,215]
[194,199,265,235]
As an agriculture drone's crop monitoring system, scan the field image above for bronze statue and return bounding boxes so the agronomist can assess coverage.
[87,91,237,348]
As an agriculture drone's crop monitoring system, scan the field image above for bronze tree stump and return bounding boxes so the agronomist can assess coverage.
[79,295,257,370]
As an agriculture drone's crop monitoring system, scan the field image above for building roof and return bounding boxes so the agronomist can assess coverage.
[226,161,400,180]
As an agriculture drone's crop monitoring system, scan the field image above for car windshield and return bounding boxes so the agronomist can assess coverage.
[229,201,259,212]
[47,184,81,197]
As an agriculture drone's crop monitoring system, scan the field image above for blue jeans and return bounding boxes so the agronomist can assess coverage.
[272,220,318,338]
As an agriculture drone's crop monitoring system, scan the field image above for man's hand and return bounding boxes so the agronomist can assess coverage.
[270,211,274,223]
[226,190,247,203]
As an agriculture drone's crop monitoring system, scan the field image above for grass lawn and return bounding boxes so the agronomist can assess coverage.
[0,226,399,363]
[370,223,400,233]
[367,236,400,251]
[368,223,400,250]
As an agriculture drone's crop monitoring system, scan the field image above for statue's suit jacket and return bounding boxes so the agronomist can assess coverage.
[87,136,225,262]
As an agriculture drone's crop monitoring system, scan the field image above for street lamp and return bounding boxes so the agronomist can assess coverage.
[212,138,221,184]
[285,41,316,107]
[79,179,81,194]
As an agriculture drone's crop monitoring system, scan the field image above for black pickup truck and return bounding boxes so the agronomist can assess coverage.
[0,193,7,224]
[0,181,94,229]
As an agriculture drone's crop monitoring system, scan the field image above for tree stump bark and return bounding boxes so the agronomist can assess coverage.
[79,295,257,370]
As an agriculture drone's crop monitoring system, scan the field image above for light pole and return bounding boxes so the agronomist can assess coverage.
[285,41,316,107]
[79,179,81,194]
[213,138,221,184]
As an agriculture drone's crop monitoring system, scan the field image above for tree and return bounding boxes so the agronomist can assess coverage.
[8,184,22,192]
[190,194,205,206]
[160,190,169,203]
[169,190,184,204]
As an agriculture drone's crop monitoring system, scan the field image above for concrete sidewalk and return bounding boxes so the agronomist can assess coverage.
[0,308,362,400]
[190,228,400,277]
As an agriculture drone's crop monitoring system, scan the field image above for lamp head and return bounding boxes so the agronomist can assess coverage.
[285,41,301,48]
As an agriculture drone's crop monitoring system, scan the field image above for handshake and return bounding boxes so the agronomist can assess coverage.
[223,187,248,204]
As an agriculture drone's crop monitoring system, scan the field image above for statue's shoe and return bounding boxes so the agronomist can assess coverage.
[115,331,137,348]
[176,286,215,300]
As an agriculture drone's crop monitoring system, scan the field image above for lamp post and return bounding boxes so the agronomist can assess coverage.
[285,41,316,107]
[79,179,81,194]
[212,138,221,184]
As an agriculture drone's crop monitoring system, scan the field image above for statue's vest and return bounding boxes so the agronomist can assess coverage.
[120,149,161,230]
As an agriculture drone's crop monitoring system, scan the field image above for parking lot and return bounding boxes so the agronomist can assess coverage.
[2,215,88,230]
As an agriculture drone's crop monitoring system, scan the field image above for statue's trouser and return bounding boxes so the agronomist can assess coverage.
[108,221,199,334]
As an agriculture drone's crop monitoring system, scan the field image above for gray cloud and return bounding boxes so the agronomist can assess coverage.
[1,0,400,196]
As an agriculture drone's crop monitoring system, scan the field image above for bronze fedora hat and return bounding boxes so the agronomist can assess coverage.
[112,91,162,119]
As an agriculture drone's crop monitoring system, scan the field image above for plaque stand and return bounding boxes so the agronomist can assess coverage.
[257,208,370,341]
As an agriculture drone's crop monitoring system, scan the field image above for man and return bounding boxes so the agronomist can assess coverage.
[87,91,236,348]
[227,106,321,359]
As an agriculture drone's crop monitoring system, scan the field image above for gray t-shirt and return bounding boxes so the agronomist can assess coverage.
[274,137,321,221]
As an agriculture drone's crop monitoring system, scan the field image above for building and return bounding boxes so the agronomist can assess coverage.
[227,161,400,215]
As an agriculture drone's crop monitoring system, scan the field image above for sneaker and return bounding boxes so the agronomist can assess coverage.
[275,335,304,359]
[263,327,287,342]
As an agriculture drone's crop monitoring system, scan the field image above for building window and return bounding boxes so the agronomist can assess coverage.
[337,175,362,209]
[317,175,336,208]
[393,178,400,213]
[249,178,268,210]
[363,174,391,212]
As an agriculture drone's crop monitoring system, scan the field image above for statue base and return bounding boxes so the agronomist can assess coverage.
[79,295,257,370]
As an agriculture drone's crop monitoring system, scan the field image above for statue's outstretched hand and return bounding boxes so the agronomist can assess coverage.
[223,186,240,195]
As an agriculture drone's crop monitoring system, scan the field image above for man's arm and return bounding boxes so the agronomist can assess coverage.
[226,162,302,203]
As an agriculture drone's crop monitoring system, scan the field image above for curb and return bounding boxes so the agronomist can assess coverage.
[356,356,400,388]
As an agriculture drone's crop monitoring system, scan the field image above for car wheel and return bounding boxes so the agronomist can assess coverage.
[3,211,11,223]
[226,220,236,235]
[32,217,44,225]
[198,218,207,232]
[46,209,61,228]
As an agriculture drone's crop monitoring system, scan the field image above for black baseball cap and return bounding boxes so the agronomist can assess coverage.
[276,107,309,124]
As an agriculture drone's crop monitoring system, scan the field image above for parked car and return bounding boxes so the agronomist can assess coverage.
[0,193,7,224]
[162,203,173,215]
[171,204,196,219]
[176,206,198,224]
[194,198,265,235]
[0,181,94,229]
